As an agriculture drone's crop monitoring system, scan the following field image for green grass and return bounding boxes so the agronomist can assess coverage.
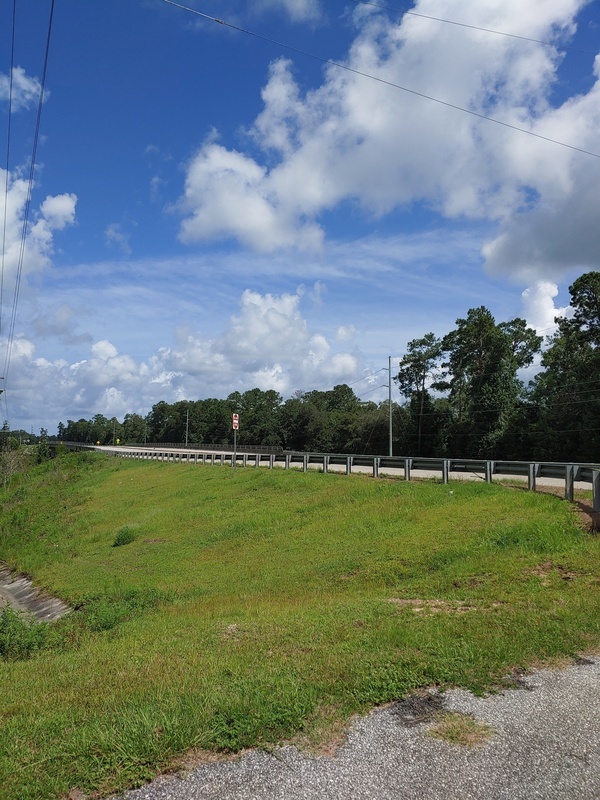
[0,452,598,799]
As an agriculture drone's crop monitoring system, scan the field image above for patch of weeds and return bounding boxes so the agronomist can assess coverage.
[112,526,137,547]
[77,588,170,632]
[428,711,492,747]
[0,605,48,660]
[485,520,579,554]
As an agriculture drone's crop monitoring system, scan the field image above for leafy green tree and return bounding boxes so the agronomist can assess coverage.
[530,272,600,461]
[227,389,283,446]
[279,395,315,451]
[396,333,443,455]
[89,414,110,444]
[122,413,147,444]
[440,308,541,457]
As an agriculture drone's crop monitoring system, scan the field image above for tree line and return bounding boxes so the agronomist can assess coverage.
[58,272,600,463]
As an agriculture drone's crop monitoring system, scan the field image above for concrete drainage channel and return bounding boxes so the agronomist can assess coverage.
[0,563,71,621]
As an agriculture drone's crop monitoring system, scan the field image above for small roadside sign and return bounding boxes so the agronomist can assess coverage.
[232,413,239,430]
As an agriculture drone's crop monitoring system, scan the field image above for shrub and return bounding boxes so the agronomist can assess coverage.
[0,605,48,660]
[112,526,136,547]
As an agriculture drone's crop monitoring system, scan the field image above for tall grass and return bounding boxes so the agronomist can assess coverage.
[0,453,597,799]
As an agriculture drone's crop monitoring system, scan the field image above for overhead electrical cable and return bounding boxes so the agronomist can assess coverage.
[351,1,594,52]
[161,0,600,159]
[1,0,17,341]
[348,367,387,387]
[3,0,56,387]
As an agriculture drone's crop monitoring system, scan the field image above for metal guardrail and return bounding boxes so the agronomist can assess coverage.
[68,443,600,514]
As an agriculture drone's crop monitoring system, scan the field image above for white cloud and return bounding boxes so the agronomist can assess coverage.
[520,281,570,335]
[336,324,356,341]
[0,170,77,281]
[0,66,44,112]
[40,193,77,230]
[105,222,132,256]
[91,340,119,360]
[178,140,323,251]
[176,0,599,281]
[4,287,364,430]
[256,0,320,21]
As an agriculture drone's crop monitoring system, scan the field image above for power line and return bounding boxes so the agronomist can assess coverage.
[1,0,17,340]
[350,1,595,53]
[3,0,56,386]
[348,367,387,387]
[161,0,600,159]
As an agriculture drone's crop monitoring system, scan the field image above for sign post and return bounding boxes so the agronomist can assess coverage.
[232,413,239,474]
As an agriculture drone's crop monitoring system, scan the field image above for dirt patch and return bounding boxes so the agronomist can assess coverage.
[388,598,501,615]
[528,561,585,584]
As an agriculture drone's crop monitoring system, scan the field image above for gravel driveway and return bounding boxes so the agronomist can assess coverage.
[114,655,600,800]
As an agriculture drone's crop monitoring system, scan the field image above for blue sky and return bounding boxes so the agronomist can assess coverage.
[1,0,599,432]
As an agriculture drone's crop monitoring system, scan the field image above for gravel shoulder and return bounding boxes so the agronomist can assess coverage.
[114,656,600,800]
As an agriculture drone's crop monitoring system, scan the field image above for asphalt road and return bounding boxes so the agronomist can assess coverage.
[113,656,600,800]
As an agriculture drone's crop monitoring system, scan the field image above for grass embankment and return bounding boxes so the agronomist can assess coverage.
[0,453,598,799]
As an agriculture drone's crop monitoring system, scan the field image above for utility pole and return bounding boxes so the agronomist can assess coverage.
[185,407,189,447]
[388,355,393,456]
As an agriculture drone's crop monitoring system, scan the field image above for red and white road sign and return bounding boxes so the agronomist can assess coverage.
[232,413,239,430]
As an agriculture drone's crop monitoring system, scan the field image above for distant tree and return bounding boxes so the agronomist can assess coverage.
[122,413,146,444]
[439,308,541,457]
[530,272,600,461]
[90,414,110,444]
[227,389,283,446]
[396,333,443,456]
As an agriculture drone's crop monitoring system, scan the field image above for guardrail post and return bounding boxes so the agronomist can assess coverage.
[528,463,536,491]
[269,455,275,469]
[242,454,247,467]
[485,461,494,483]
[442,459,449,484]
[346,456,352,475]
[373,457,379,478]
[565,464,574,501]
[302,455,308,472]
[285,454,291,470]
[593,470,600,513]
[404,458,412,481]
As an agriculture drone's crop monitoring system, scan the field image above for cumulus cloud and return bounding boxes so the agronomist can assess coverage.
[0,169,77,280]
[521,280,570,335]
[0,66,45,111]
[5,287,363,429]
[177,0,598,280]
[178,139,323,251]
